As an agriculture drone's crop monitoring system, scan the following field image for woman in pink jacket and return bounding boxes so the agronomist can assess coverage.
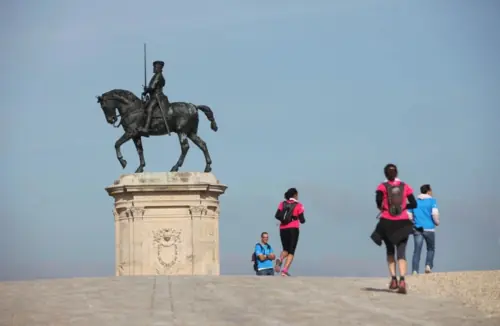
[274,188,306,276]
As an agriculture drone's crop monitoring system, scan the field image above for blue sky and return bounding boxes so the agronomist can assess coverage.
[1,0,499,280]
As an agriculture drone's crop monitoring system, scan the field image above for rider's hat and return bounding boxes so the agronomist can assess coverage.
[153,60,165,67]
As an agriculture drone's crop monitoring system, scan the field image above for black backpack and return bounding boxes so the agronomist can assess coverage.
[275,201,298,225]
[383,182,405,216]
[251,243,271,272]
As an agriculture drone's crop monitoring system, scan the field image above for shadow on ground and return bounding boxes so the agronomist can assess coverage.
[361,287,396,294]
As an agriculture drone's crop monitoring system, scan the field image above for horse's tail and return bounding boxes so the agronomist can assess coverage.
[196,105,218,132]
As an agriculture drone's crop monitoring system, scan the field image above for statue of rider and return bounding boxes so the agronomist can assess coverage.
[137,60,171,136]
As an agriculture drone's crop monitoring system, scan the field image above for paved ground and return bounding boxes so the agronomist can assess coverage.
[1,273,499,326]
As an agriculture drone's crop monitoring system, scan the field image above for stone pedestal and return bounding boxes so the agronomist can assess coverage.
[105,172,227,276]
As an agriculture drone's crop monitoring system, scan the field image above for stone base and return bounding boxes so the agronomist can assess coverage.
[105,172,227,276]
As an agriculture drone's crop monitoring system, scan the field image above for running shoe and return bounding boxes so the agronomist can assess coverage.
[274,259,282,273]
[398,280,407,294]
[389,278,398,290]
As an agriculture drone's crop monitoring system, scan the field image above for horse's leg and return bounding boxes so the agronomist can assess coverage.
[170,133,189,172]
[187,132,212,173]
[133,137,146,173]
[115,132,132,169]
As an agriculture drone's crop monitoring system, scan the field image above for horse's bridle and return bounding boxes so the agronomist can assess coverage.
[107,96,145,128]
[112,114,123,128]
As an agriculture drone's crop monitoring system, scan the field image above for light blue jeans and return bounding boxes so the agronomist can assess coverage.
[256,268,274,276]
[412,230,435,273]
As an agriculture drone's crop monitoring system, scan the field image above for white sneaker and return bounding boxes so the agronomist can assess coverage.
[412,271,418,275]
[425,265,432,273]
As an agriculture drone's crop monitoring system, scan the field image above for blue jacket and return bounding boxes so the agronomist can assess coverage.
[409,194,440,231]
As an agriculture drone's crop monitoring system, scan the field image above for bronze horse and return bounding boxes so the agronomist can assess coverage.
[97,89,218,173]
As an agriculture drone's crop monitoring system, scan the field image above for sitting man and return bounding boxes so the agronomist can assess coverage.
[252,232,276,276]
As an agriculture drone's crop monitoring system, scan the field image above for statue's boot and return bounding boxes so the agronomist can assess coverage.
[137,115,152,138]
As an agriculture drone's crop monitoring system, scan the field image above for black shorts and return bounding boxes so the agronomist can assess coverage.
[280,228,300,255]
[376,218,412,259]
[383,236,409,259]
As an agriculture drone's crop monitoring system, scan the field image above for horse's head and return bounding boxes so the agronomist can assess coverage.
[96,93,119,125]
[97,89,142,126]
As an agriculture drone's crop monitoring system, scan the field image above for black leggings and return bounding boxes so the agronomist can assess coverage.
[280,228,300,255]
[383,236,408,260]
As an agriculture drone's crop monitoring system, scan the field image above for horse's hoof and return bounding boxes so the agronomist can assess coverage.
[120,159,127,169]
[170,167,179,172]
[204,166,212,173]
[135,167,144,173]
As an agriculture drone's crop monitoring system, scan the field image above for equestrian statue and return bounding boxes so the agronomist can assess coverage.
[96,47,218,173]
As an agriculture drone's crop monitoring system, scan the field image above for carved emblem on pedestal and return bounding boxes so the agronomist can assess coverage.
[152,228,181,274]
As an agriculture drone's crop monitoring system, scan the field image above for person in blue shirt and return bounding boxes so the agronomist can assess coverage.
[253,232,276,276]
[409,184,440,274]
